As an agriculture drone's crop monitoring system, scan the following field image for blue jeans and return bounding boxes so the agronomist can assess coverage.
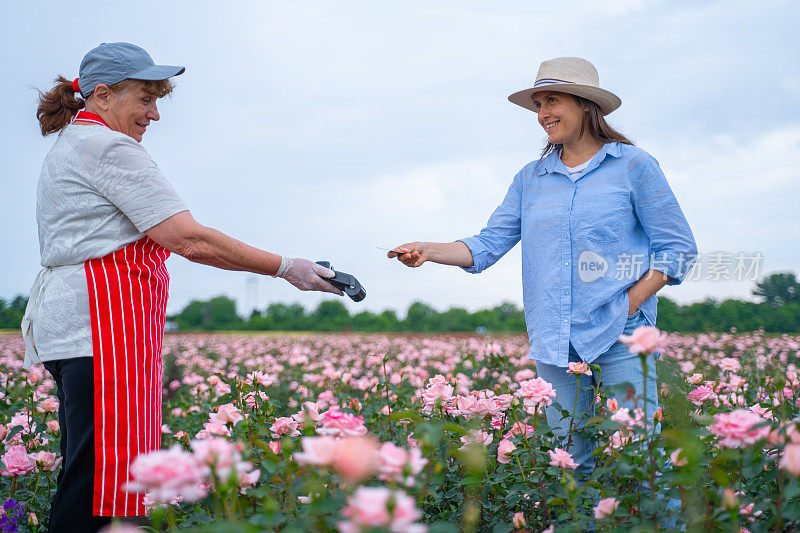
[535,310,659,473]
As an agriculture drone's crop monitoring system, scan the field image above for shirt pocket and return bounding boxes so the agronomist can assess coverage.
[578,190,629,243]
[523,193,562,238]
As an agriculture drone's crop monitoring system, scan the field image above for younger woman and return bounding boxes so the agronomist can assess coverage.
[389,56,697,472]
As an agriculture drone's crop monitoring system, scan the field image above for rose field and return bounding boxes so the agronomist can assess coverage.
[2,330,800,532]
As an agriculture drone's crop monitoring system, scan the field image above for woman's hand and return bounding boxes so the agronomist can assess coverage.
[387,241,474,268]
[388,242,429,268]
[277,258,344,295]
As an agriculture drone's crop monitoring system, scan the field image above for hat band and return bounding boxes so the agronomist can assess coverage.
[533,78,575,87]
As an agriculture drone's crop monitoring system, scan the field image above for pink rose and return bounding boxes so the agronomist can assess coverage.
[619,325,667,354]
[670,448,688,467]
[687,373,704,385]
[512,512,526,528]
[497,438,516,464]
[213,403,244,425]
[0,424,7,441]
[268,441,281,454]
[492,394,514,411]
[293,436,339,466]
[422,378,455,412]
[567,362,592,376]
[198,420,231,439]
[377,442,428,486]
[452,395,477,417]
[124,446,208,503]
[0,445,37,476]
[504,422,535,439]
[749,405,772,420]
[606,398,619,412]
[514,369,536,382]
[301,401,322,422]
[686,385,717,406]
[708,409,771,448]
[331,436,379,484]
[238,467,261,492]
[317,410,367,438]
[459,430,492,451]
[337,486,425,533]
[247,370,275,387]
[780,443,800,476]
[428,375,448,386]
[516,377,557,413]
[270,416,301,438]
[594,497,619,519]
[36,397,58,413]
[377,442,408,480]
[719,357,741,373]
[33,451,62,472]
[548,448,578,469]
[191,437,244,481]
[244,391,268,411]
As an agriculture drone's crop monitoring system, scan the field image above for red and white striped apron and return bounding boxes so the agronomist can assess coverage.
[78,110,171,517]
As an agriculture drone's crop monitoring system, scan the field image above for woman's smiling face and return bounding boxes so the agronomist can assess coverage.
[532,91,585,145]
[105,81,161,142]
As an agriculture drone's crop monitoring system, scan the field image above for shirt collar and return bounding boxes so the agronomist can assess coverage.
[536,142,622,176]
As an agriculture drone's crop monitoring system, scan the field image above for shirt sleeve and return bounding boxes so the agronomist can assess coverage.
[458,170,523,274]
[631,155,698,285]
[92,136,188,232]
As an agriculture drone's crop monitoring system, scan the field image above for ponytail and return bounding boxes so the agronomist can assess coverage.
[36,75,85,136]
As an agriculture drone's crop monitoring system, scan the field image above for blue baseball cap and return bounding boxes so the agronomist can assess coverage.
[76,42,185,97]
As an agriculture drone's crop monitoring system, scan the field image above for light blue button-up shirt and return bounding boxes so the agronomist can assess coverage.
[459,142,697,366]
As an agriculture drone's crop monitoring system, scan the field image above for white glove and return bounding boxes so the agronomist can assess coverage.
[275,257,344,295]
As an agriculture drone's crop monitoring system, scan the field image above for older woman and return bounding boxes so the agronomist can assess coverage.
[24,42,340,532]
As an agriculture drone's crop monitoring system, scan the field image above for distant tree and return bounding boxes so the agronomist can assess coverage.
[405,302,439,332]
[491,302,526,331]
[310,300,350,331]
[439,307,473,332]
[0,296,28,329]
[265,303,307,330]
[375,310,401,332]
[172,295,241,330]
[352,310,379,331]
[753,272,800,307]
[161,282,800,334]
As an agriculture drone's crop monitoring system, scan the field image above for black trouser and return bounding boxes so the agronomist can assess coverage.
[44,357,111,533]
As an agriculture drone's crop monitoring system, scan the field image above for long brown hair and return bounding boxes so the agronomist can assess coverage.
[36,77,174,136]
[540,95,633,158]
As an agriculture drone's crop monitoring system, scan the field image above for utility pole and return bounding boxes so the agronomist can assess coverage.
[245,275,259,316]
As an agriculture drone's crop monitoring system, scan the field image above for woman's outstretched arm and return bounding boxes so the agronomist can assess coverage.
[387,241,474,268]
[145,210,342,295]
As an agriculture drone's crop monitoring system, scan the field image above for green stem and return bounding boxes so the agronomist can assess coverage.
[514,453,527,482]
[566,374,582,452]
[167,506,178,530]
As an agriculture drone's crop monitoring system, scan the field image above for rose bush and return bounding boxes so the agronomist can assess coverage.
[1,329,800,532]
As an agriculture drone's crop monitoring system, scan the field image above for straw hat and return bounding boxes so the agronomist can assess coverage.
[508,57,621,116]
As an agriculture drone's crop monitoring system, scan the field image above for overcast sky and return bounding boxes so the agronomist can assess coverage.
[2,1,799,317]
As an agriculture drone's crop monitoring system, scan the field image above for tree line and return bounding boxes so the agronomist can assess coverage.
[2,272,799,333]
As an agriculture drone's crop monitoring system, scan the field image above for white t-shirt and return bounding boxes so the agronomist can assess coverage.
[22,122,187,368]
[565,159,591,175]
